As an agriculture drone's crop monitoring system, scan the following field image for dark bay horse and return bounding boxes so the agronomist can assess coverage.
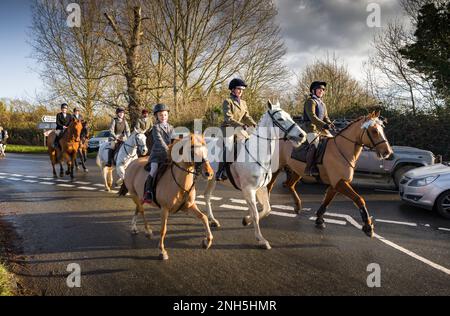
[75,121,89,172]
[47,119,83,179]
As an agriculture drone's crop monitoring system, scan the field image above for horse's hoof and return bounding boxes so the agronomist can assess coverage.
[131,229,139,235]
[242,216,252,227]
[259,242,272,250]
[159,253,169,261]
[315,218,326,229]
[210,221,221,229]
[202,239,212,250]
[362,224,374,238]
[145,231,153,240]
[84,169,89,173]
[295,208,301,215]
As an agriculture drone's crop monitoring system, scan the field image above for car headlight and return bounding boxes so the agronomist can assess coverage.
[409,175,439,187]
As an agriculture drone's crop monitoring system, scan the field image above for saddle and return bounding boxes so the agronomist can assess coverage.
[291,137,329,165]
[144,161,170,208]
[112,141,124,166]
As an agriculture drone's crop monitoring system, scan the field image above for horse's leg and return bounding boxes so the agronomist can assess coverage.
[186,204,213,250]
[242,188,271,250]
[243,186,272,226]
[266,169,280,194]
[285,171,303,214]
[204,179,221,228]
[102,167,111,192]
[159,208,169,260]
[314,186,338,229]
[80,149,88,172]
[334,180,374,238]
[108,168,114,188]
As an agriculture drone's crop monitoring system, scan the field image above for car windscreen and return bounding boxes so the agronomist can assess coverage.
[96,131,110,138]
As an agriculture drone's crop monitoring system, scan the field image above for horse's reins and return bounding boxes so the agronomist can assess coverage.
[333,120,388,169]
[244,110,297,186]
[167,145,208,213]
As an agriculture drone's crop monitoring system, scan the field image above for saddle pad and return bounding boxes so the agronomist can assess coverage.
[291,138,329,165]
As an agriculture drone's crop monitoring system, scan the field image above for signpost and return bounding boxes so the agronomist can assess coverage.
[39,115,57,146]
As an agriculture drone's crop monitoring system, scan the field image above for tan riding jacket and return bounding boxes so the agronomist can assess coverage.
[221,97,257,128]
[303,97,332,134]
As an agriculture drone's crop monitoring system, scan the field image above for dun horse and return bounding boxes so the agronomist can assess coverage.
[119,134,214,260]
[267,112,393,237]
[46,119,83,179]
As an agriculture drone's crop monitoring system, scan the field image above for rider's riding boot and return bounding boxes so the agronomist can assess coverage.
[142,175,154,204]
[106,149,114,167]
[304,145,319,177]
[53,136,59,149]
[215,162,228,181]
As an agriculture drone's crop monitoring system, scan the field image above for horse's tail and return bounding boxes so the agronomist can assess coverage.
[96,149,101,168]
[118,183,128,197]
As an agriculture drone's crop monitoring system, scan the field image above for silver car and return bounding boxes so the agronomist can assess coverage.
[88,130,112,153]
[399,163,450,219]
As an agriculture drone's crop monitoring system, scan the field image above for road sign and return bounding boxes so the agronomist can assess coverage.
[42,115,56,123]
[38,122,57,130]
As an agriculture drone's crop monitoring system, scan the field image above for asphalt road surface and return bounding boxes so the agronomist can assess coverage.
[0,153,449,296]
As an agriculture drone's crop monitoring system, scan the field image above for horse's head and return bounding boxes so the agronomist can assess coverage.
[134,129,148,156]
[360,111,393,160]
[170,134,214,180]
[264,100,306,148]
[71,119,83,142]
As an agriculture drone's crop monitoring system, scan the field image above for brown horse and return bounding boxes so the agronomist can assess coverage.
[75,121,89,172]
[267,112,393,237]
[46,119,83,179]
[119,134,215,260]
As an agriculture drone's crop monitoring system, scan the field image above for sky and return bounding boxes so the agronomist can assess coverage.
[0,0,407,102]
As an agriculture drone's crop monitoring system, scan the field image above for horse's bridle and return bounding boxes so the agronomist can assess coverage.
[123,133,146,158]
[334,120,388,169]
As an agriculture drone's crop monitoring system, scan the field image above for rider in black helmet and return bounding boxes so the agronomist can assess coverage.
[53,103,73,149]
[216,78,256,181]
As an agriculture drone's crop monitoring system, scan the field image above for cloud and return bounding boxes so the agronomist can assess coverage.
[274,0,408,81]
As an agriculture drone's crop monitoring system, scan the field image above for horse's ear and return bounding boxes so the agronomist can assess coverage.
[267,100,273,110]
[375,110,381,117]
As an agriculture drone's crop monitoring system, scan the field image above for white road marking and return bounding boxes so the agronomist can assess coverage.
[271,211,297,218]
[230,199,247,205]
[40,182,55,185]
[376,219,418,227]
[23,180,38,183]
[39,178,54,181]
[75,181,91,185]
[195,201,206,206]
[7,178,21,181]
[108,190,119,194]
[57,184,76,188]
[78,186,97,191]
[0,176,5,179]
[438,227,450,232]
[220,204,248,211]
[326,212,450,276]
[24,175,38,179]
[197,195,222,201]
[272,205,295,211]
[56,179,70,183]
[94,184,105,187]
[309,216,347,226]
[11,174,24,177]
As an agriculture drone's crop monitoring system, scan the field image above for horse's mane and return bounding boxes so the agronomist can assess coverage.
[335,116,366,136]
[167,134,205,163]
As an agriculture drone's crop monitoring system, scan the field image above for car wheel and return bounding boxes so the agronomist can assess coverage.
[394,165,417,189]
[436,190,450,220]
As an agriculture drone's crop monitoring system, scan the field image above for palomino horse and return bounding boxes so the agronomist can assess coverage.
[119,134,215,260]
[203,101,306,250]
[267,111,393,237]
[96,130,148,191]
[46,119,83,179]
[75,121,89,172]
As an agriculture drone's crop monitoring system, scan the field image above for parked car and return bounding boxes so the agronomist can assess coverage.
[399,163,450,219]
[88,130,112,153]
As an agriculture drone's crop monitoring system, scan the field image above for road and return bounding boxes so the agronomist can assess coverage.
[0,153,449,296]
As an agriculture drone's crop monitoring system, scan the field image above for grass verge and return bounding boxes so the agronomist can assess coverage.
[5,144,47,154]
[0,264,14,296]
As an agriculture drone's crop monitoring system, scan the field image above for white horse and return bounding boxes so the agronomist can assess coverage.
[0,143,6,159]
[204,101,307,250]
[96,130,148,191]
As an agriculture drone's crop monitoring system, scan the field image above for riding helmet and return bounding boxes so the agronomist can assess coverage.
[61,103,69,109]
[310,81,327,93]
[73,107,80,113]
[153,103,170,115]
[116,107,126,115]
[229,78,247,90]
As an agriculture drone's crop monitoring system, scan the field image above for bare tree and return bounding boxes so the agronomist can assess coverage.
[296,55,377,115]
[30,0,111,123]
